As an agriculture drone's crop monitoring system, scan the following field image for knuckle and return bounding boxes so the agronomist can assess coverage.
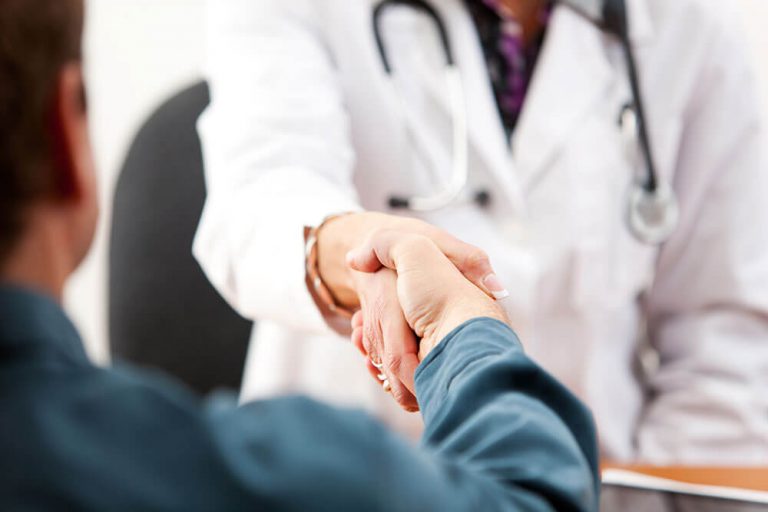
[398,216,426,230]
[464,247,490,272]
[371,292,390,318]
[383,351,403,375]
[390,384,409,405]
[362,322,379,352]
[411,233,433,246]
[369,226,390,241]
[400,234,433,254]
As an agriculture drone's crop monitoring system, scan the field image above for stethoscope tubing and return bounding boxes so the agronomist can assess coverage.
[600,0,658,193]
[372,0,678,244]
[373,0,455,72]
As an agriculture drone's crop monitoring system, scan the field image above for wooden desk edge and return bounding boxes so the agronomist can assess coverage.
[602,465,768,492]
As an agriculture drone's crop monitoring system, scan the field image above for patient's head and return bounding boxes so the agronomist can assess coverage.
[0,0,95,295]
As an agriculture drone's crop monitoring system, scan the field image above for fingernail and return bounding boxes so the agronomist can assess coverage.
[377,373,387,381]
[484,274,510,300]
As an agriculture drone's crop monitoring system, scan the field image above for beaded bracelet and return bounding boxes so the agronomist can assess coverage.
[304,214,355,333]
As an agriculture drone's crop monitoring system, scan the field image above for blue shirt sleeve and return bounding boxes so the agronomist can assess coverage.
[0,288,599,510]
[205,318,599,511]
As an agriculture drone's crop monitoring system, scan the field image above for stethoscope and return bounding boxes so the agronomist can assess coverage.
[373,0,679,245]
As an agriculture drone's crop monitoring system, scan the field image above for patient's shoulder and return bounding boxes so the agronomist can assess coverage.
[0,362,255,509]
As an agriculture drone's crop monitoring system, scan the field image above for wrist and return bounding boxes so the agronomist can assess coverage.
[419,300,508,360]
[316,213,360,308]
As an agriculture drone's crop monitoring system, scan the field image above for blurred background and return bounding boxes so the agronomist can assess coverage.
[69,0,768,362]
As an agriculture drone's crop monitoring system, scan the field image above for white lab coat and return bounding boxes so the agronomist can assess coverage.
[195,0,768,463]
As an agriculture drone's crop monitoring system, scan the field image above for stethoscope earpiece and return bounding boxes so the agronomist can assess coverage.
[627,182,679,246]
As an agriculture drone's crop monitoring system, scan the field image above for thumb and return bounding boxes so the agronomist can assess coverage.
[346,229,405,273]
[347,230,433,274]
[346,247,384,273]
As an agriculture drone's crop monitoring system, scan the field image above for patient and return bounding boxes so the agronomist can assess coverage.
[0,0,599,509]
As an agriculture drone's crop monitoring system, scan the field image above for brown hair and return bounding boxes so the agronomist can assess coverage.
[0,0,84,261]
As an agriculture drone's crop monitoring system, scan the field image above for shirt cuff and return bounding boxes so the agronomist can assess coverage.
[414,317,523,422]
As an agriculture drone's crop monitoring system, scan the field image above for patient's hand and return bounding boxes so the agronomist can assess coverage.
[348,231,508,408]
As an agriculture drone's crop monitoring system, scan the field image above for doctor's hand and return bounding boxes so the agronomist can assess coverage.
[318,212,508,309]
[348,231,508,406]
[350,270,420,412]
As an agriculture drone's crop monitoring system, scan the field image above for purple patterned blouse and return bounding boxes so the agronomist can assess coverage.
[466,0,553,137]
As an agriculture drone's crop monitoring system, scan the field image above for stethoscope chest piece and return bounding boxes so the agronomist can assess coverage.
[627,182,679,245]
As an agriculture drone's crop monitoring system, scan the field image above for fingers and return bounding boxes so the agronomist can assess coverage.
[353,270,420,412]
[347,226,509,300]
[361,303,419,412]
[419,228,509,300]
[345,247,384,273]
[450,246,508,300]
[350,313,366,357]
[352,310,364,329]
[381,305,420,397]
[347,230,436,274]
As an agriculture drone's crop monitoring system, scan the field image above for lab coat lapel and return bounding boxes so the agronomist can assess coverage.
[391,0,654,212]
[447,1,527,213]
[626,0,654,47]
[513,0,654,193]
[512,6,614,193]
[418,0,526,214]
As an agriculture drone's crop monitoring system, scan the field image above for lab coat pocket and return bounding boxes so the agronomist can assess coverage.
[567,118,662,312]
[571,238,653,314]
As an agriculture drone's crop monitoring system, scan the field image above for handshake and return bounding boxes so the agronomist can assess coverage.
[319,213,510,412]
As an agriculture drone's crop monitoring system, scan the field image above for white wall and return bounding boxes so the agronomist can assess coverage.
[69,0,768,362]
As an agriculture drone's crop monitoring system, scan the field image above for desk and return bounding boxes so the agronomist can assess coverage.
[603,465,768,492]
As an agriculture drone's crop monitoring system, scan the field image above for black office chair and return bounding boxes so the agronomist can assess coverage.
[109,81,253,395]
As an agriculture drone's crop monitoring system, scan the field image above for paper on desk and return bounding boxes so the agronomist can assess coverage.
[602,469,768,505]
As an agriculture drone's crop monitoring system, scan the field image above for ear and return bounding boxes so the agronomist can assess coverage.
[49,62,92,203]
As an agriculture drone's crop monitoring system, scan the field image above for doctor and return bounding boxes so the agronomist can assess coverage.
[195,0,768,463]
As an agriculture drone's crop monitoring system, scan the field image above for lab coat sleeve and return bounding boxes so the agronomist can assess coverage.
[209,318,599,511]
[637,6,768,463]
[193,0,362,332]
